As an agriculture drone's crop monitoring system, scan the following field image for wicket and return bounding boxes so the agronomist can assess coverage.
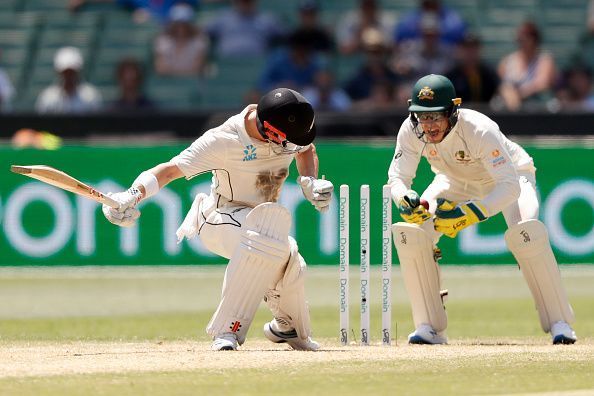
[339,184,393,346]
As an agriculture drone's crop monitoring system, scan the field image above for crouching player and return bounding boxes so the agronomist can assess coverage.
[388,74,576,345]
[102,88,333,351]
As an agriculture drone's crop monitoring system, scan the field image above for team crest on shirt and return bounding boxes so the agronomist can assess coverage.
[454,150,471,163]
[491,149,506,167]
[243,145,257,161]
[417,86,435,100]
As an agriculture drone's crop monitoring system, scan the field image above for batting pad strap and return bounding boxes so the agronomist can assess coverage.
[133,171,160,199]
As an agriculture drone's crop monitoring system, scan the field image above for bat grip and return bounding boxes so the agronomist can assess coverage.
[103,195,121,209]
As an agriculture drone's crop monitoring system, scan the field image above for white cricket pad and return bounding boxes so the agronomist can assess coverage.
[504,219,575,332]
[206,203,292,344]
[264,239,312,340]
[392,222,447,332]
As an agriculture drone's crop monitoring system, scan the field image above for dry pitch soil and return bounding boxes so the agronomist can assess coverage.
[2,339,593,378]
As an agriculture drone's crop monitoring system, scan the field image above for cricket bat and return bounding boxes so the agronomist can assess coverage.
[10,165,120,209]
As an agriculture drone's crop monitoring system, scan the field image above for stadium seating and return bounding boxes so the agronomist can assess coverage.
[0,0,590,111]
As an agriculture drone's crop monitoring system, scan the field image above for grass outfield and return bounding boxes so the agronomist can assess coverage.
[0,265,593,395]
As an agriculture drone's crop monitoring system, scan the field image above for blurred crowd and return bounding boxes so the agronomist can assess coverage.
[1,0,594,114]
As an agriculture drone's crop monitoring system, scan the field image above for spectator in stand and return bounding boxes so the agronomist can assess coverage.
[289,0,334,54]
[445,33,499,104]
[335,0,397,55]
[0,49,15,113]
[391,13,453,102]
[555,64,594,111]
[206,0,286,58]
[69,0,198,24]
[343,27,399,103]
[154,3,210,76]
[110,58,155,111]
[36,47,102,114]
[302,69,351,111]
[496,21,557,111]
[258,30,322,93]
[394,0,466,45]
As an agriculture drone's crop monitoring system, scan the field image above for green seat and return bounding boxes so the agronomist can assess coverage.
[0,11,40,28]
[197,81,245,110]
[146,75,200,110]
[23,0,70,12]
[42,11,100,28]
[211,58,265,85]
[102,26,158,47]
[0,29,34,49]
[0,0,18,12]
[335,54,364,84]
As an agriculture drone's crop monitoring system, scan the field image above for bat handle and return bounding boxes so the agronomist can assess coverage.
[103,195,121,209]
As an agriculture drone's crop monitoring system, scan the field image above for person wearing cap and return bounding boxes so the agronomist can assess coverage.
[153,3,210,76]
[101,87,332,351]
[35,46,102,114]
[388,74,577,345]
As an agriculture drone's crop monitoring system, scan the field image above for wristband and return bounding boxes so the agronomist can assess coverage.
[133,171,160,199]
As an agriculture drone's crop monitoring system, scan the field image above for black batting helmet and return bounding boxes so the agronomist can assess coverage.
[256,88,316,147]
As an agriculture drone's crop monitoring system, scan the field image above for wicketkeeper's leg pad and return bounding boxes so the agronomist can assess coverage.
[392,222,447,332]
[206,203,292,344]
[264,238,312,340]
[505,219,575,333]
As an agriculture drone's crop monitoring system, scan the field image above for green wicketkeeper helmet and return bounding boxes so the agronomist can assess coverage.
[408,74,461,113]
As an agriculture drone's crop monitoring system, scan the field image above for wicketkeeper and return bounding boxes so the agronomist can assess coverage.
[102,88,333,351]
[388,74,576,345]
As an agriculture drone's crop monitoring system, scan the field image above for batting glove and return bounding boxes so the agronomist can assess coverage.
[434,198,489,238]
[102,188,142,227]
[397,190,431,225]
[298,176,334,213]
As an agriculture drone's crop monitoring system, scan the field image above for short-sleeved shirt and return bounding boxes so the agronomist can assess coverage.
[35,83,103,114]
[154,32,209,75]
[388,108,534,215]
[171,104,309,209]
[206,9,285,57]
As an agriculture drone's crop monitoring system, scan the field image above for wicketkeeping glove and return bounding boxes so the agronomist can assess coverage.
[298,176,334,213]
[433,198,489,238]
[397,190,431,225]
[102,187,142,227]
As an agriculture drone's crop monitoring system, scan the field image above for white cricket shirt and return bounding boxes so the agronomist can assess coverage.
[172,105,308,208]
[388,108,534,215]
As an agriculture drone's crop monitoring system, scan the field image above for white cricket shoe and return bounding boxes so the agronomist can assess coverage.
[263,321,320,351]
[408,324,448,345]
[551,321,577,345]
[211,332,238,351]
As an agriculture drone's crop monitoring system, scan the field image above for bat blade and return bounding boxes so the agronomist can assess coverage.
[10,165,119,209]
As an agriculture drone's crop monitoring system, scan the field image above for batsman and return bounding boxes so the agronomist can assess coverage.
[388,74,576,345]
[101,88,333,351]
